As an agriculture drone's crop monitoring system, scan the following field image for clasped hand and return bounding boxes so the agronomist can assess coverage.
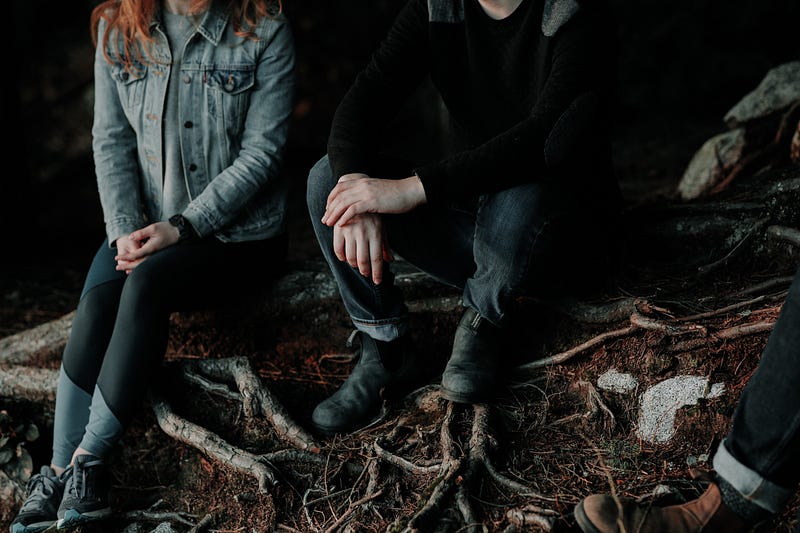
[323,173,426,285]
[115,221,180,274]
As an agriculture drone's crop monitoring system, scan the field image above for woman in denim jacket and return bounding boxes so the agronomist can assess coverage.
[10,0,294,531]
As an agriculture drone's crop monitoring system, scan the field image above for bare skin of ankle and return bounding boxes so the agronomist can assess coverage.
[51,446,93,475]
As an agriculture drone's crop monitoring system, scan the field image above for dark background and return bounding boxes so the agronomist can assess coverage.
[3,0,800,294]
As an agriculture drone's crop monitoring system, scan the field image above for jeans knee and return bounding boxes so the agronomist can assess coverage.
[307,155,336,219]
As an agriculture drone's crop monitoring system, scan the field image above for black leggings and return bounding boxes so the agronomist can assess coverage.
[51,235,286,468]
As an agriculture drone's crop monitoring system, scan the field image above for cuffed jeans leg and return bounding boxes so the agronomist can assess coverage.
[714,265,800,514]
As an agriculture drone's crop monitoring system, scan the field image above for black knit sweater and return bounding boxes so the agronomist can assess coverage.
[327,0,621,210]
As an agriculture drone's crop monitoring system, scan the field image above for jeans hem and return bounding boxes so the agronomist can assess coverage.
[713,438,792,514]
[352,317,409,342]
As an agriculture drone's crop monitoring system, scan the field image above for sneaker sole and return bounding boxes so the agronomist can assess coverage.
[56,508,111,531]
[10,520,56,533]
[573,500,604,533]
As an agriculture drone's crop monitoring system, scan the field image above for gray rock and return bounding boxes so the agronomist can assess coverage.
[637,376,724,444]
[725,61,800,128]
[677,129,746,200]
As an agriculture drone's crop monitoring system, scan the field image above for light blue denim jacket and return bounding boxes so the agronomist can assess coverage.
[92,1,295,245]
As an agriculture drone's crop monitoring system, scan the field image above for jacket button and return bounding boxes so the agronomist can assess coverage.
[184,121,193,129]
[182,75,191,84]
[188,163,197,171]
[121,72,130,81]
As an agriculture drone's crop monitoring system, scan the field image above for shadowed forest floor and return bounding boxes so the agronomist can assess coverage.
[4,1,800,531]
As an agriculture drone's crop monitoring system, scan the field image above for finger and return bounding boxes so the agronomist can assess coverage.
[124,246,149,261]
[325,183,346,211]
[122,256,148,270]
[345,231,358,269]
[333,226,346,262]
[382,236,394,262]
[129,228,150,243]
[357,233,371,278]
[338,175,360,183]
[336,203,364,227]
[127,239,159,260]
[369,235,383,285]
[323,192,354,226]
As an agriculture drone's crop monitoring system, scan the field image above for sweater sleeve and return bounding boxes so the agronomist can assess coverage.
[415,5,616,205]
[327,0,431,179]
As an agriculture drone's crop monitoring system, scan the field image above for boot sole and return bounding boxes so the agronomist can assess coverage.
[573,500,604,533]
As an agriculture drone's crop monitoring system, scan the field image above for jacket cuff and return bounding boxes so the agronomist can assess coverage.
[182,203,219,239]
[106,217,144,248]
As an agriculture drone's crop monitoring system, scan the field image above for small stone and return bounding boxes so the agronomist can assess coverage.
[597,368,638,393]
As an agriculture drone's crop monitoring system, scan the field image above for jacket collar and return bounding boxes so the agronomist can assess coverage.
[152,0,230,46]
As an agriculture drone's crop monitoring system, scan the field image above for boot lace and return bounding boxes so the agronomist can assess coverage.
[20,471,58,511]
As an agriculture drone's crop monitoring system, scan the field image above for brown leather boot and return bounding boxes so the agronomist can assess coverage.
[574,483,752,533]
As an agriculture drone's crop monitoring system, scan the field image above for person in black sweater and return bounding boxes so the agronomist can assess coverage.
[306,0,623,435]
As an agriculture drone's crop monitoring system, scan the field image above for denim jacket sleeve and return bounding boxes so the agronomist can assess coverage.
[182,19,295,238]
[92,19,148,247]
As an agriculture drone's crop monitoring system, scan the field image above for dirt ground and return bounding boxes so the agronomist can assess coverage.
[4,1,800,531]
[3,210,800,531]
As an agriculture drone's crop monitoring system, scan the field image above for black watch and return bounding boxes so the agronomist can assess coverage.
[168,214,196,242]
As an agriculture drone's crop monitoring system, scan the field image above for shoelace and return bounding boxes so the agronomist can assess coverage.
[70,459,104,499]
[19,472,57,511]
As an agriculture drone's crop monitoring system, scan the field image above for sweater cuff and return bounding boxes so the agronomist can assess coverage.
[413,164,448,206]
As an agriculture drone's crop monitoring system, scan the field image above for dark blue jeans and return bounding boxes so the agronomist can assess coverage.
[306,155,613,341]
[713,264,800,516]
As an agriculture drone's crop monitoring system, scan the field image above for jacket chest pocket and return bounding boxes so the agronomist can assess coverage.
[203,67,256,126]
[110,64,148,112]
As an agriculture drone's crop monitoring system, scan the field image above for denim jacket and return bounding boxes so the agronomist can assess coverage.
[92,1,295,245]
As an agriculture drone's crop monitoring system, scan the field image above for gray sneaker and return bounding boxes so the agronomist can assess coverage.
[56,455,111,530]
[9,465,65,533]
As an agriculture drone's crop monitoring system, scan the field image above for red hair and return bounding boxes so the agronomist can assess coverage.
[91,0,282,71]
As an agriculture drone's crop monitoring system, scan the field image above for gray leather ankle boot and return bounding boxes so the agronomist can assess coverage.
[311,331,417,435]
[441,307,502,403]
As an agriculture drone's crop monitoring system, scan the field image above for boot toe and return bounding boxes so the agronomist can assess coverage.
[311,398,365,435]
[574,495,620,533]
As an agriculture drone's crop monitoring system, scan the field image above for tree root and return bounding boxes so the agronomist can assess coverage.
[0,311,74,365]
[184,356,321,453]
[503,505,561,532]
[383,401,557,532]
[516,292,782,372]
[150,392,280,492]
[766,225,800,248]
[0,366,58,403]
